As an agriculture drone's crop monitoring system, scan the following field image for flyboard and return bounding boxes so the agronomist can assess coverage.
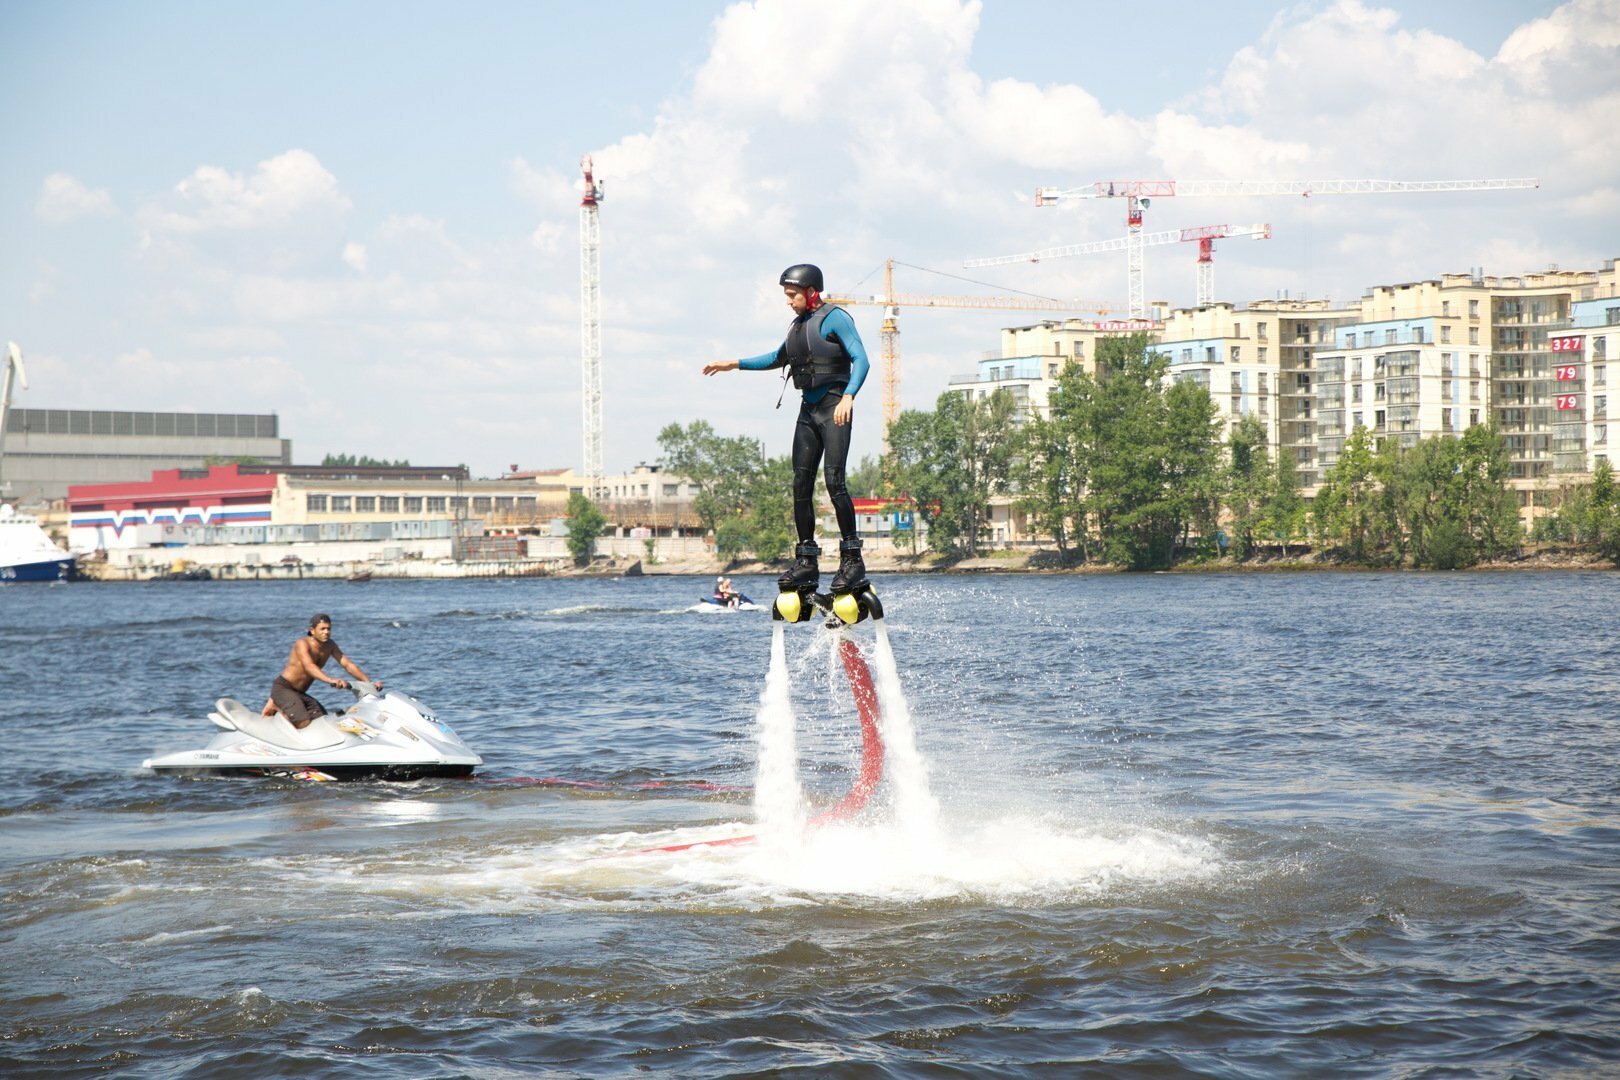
[644,574,886,853]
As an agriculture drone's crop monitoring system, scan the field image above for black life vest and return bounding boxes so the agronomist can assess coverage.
[774,303,852,391]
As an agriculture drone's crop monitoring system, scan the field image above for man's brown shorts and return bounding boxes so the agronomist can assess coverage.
[270,676,327,727]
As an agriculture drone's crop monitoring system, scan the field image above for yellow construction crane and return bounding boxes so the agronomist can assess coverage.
[825,258,1121,444]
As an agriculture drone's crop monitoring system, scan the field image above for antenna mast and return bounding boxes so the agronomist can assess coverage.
[579,156,604,498]
[0,342,26,496]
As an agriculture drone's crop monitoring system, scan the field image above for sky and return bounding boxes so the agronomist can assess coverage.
[3,0,1617,477]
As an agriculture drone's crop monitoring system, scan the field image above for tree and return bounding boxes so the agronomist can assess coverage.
[656,421,765,536]
[883,389,1018,556]
[322,453,411,467]
[1012,410,1084,561]
[1224,414,1271,559]
[564,492,607,565]
[1313,426,1396,562]
[1264,446,1307,556]
[845,454,884,499]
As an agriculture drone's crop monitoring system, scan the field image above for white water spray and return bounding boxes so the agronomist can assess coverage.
[872,622,940,835]
[751,621,806,844]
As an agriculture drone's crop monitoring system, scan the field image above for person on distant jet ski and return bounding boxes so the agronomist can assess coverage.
[703,263,871,594]
[261,613,381,729]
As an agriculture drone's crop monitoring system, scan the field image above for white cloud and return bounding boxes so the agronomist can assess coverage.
[149,149,351,234]
[36,173,117,223]
[342,242,368,271]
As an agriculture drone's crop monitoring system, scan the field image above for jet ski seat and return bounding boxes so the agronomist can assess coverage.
[214,698,347,750]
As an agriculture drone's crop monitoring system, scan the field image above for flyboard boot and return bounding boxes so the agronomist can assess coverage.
[773,540,822,623]
[827,538,882,626]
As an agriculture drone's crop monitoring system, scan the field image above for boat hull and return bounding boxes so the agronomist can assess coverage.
[1,557,74,582]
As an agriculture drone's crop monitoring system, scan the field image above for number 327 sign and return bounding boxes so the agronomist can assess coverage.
[1549,335,1585,353]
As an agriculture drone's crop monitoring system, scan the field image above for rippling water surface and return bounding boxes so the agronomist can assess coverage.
[3,571,1617,1077]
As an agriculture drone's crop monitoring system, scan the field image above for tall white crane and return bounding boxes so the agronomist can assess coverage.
[1029,177,1540,317]
[0,342,26,495]
[579,155,605,499]
[966,222,1272,308]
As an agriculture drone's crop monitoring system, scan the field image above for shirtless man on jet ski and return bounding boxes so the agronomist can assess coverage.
[261,613,382,729]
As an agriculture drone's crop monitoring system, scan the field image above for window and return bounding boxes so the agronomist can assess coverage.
[1352,384,1363,403]
[404,496,423,513]
[306,494,328,512]
[1258,372,1268,394]
[1374,409,1386,429]
[1443,408,1453,428]
[1233,322,1241,337]
[1206,346,1217,363]
[451,496,468,510]
[1469,299,1479,317]
[1469,327,1479,344]
[1353,412,1363,429]
[1470,409,1480,426]
[496,496,515,509]
[1182,348,1193,364]
[1352,358,1363,379]
[1230,346,1241,362]
[663,484,679,496]
[472,497,492,512]
[1442,300,1452,316]
[355,496,376,512]
[1257,322,1268,340]
[1470,354,1481,377]
[1386,329,1398,345]
[1441,325,1451,344]
[1258,347,1267,362]
[427,496,447,513]
[379,496,400,513]
[1072,341,1085,358]
[1595,365,1607,386]
[1413,327,1425,344]
[1047,363,1059,379]
[1596,395,1608,418]
[1596,424,1608,446]
[331,495,352,512]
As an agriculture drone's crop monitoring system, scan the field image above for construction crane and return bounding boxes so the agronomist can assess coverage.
[965,222,1272,308]
[0,342,25,495]
[579,155,605,499]
[1029,177,1541,318]
[824,258,1122,445]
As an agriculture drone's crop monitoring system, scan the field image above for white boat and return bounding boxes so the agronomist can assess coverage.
[0,503,75,582]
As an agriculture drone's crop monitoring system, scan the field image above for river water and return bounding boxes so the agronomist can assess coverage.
[2,571,1617,1077]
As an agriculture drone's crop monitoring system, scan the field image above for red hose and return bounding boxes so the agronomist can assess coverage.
[644,635,884,853]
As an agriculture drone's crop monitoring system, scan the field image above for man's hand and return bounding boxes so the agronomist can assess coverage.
[372,679,384,691]
[261,698,277,718]
[834,394,855,426]
[702,359,739,376]
[333,678,351,690]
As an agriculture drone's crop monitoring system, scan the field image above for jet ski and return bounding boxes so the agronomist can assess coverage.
[142,682,481,781]
[693,592,761,612]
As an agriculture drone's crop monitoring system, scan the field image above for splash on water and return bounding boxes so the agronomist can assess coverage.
[751,621,806,846]
[872,622,941,837]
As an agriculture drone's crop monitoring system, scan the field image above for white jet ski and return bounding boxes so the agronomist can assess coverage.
[143,682,482,781]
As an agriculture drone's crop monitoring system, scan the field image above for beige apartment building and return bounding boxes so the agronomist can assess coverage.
[1157,300,1358,488]
[944,314,1167,418]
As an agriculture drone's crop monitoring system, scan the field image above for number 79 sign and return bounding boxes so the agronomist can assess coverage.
[1556,365,1580,381]
[1555,394,1581,411]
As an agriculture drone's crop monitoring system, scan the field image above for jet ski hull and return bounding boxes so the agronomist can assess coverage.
[144,686,482,782]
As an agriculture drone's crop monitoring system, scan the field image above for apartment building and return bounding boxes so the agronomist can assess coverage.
[1158,300,1357,488]
[944,316,1164,418]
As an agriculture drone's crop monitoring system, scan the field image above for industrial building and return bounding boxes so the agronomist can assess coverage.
[0,409,290,503]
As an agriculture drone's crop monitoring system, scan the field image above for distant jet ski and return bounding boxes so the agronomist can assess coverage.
[693,592,762,612]
[143,682,481,781]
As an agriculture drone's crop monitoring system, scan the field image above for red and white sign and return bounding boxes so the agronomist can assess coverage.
[1555,394,1581,411]
[1555,365,1580,381]
[1549,335,1585,353]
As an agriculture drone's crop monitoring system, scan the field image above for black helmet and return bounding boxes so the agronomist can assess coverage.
[779,263,823,292]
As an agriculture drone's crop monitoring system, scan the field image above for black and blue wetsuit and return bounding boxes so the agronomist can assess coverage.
[739,305,871,544]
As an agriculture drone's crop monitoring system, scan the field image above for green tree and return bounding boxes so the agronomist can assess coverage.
[1080,335,1221,569]
[1388,427,1520,568]
[1264,446,1307,556]
[1313,426,1397,561]
[884,389,1018,556]
[1012,410,1085,561]
[656,421,765,535]
[844,454,884,499]
[564,492,607,565]
[322,453,411,467]
[1224,414,1271,559]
